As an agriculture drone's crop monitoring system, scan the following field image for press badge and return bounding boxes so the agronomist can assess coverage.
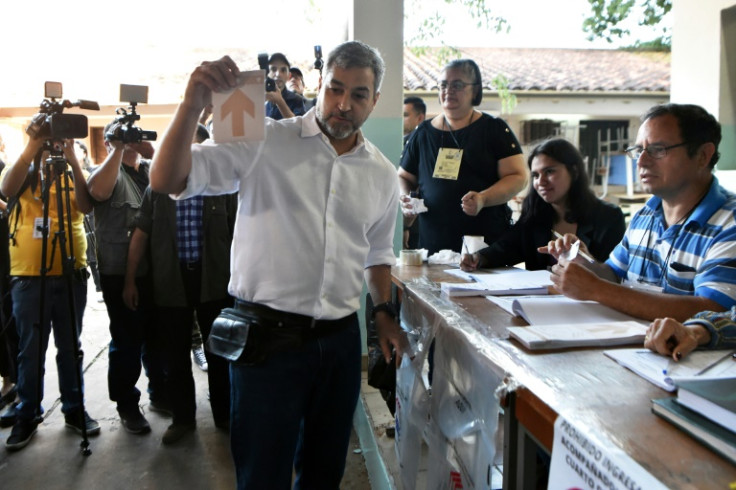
[432,148,463,180]
[33,217,49,239]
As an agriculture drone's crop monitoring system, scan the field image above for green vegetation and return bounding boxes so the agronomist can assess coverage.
[583,0,672,50]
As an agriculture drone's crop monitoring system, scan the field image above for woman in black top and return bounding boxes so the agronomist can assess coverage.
[461,138,625,271]
[398,59,528,254]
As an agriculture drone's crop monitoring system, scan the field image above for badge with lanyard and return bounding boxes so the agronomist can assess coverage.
[432,148,463,180]
[432,115,467,181]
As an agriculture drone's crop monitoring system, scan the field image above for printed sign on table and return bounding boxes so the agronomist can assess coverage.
[548,416,668,490]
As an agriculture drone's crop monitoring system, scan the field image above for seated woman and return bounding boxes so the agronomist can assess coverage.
[645,307,736,360]
[461,138,625,271]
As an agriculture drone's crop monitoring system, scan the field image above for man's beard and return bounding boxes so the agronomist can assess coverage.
[316,105,358,140]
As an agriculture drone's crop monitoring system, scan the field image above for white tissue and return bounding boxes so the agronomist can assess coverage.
[428,249,462,265]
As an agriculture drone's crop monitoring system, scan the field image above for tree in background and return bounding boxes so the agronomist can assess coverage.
[583,0,672,50]
[405,0,517,112]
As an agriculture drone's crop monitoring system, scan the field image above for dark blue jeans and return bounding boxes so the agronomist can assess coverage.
[229,314,361,490]
[12,274,87,421]
[100,274,166,411]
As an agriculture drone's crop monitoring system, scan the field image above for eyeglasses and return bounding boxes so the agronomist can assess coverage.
[439,80,477,92]
[624,142,687,160]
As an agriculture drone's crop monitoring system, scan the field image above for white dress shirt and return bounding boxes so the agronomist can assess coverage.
[179,109,399,319]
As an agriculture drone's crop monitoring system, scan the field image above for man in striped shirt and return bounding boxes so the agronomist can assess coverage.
[544,103,736,324]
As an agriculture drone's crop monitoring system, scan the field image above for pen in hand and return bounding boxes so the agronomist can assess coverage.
[551,230,595,263]
[662,336,681,374]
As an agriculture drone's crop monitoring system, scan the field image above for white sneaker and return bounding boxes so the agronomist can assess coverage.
[192,346,208,371]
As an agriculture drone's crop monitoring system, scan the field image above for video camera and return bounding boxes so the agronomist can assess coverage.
[26,82,99,140]
[314,45,323,75]
[105,84,157,144]
[258,53,277,92]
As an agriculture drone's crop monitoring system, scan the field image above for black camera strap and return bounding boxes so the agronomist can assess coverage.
[6,153,40,246]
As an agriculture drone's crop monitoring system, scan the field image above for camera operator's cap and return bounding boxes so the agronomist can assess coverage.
[268,53,291,68]
[289,67,304,79]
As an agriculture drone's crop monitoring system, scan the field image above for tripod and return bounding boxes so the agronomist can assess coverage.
[34,141,91,456]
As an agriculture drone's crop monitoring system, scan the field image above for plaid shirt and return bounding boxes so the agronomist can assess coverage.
[176,195,204,262]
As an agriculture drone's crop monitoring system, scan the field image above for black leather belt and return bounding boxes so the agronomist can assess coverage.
[234,299,352,334]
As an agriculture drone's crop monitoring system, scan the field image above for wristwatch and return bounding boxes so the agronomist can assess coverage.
[371,301,397,321]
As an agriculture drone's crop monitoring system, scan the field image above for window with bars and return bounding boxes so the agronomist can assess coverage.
[520,119,561,144]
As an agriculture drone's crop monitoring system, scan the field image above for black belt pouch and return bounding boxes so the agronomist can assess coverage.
[207,307,303,365]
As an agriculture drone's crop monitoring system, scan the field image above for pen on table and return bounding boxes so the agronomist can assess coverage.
[662,358,677,376]
[551,230,596,263]
[694,351,736,376]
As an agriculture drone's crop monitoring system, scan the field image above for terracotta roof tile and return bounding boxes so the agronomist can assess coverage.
[407,47,670,93]
[1,46,670,108]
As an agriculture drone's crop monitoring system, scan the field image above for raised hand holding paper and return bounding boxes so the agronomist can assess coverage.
[212,70,265,143]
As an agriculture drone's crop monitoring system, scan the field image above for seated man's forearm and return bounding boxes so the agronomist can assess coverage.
[590,281,726,322]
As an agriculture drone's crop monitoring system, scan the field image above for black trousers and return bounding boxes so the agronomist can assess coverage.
[157,262,232,426]
[0,215,18,383]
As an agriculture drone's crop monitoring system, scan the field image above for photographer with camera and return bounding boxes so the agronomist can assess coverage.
[0,135,100,451]
[86,119,168,435]
[264,52,306,120]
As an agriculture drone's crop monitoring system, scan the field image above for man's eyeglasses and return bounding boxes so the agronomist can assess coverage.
[624,142,688,160]
[439,80,478,92]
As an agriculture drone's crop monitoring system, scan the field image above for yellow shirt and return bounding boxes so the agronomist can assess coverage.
[1,165,87,276]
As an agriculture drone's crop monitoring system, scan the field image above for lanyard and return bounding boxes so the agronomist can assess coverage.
[637,190,707,287]
[441,111,475,149]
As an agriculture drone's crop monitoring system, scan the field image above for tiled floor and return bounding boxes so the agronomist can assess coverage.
[0,278,507,489]
[0,282,372,489]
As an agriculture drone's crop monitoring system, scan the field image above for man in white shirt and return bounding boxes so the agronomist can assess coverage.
[151,40,407,489]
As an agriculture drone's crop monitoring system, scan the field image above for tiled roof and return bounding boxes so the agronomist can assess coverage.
[403,47,670,93]
[1,46,670,109]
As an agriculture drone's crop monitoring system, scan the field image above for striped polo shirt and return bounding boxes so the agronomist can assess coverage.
[606,177,736,309]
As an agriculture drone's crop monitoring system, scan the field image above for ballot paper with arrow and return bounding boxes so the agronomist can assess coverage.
[212,70,265,143]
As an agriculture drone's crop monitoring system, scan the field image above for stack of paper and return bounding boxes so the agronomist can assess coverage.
[603,349,735,392]
[484,294,648,350]
[488,295,639,325]
[508,321,647,350]
[440,269,552,297]
[676,377,736,432]
[651,374,736,464]
[651,397,736,464]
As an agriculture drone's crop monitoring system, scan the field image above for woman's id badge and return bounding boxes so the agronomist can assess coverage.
[432,148,463,180]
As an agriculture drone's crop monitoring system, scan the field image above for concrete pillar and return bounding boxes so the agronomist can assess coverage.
[348,0,404,164]
[347,0,404,348]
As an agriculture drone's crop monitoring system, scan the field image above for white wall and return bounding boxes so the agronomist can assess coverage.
[672,0,736,184]
[671,0,735,109]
